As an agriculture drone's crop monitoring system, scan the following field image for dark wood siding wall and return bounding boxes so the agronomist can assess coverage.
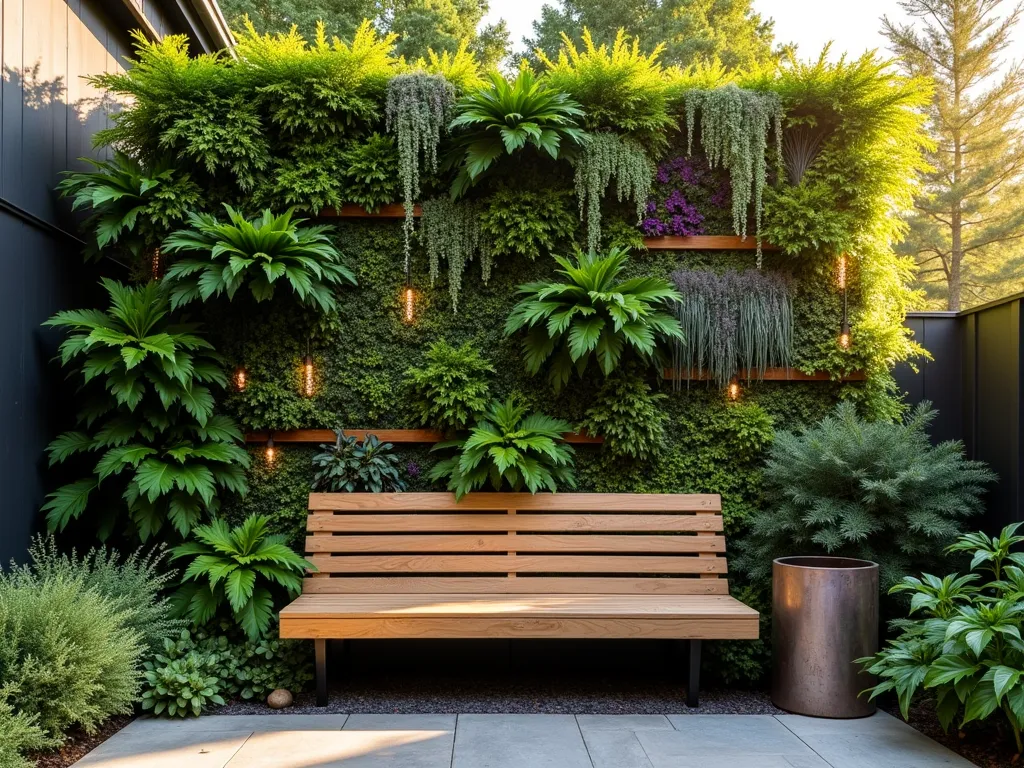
[898,297,1024,530]
[0,0,132,563]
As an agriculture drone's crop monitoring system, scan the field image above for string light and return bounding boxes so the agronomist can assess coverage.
[265,435,276,464]
[727,378,740,401]
[838,264,851,349]
[234,367,247,391]
[151,247,161,280]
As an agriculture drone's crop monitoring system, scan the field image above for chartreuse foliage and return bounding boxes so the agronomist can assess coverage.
[404,339,494,432]
[42,279,248,540]
[162,206,356,312]
[429,395,576,500]
[538,29,676,145]
[859,524,1024,754]
[444,68,588,197]
[505,247,683,391]
[170,515,314,641]
[739,401,995,589]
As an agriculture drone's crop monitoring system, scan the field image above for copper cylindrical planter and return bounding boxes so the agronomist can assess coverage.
[772,556,879,718]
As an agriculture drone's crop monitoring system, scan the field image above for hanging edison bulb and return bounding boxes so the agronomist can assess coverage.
[302,354,314,397]
[727,378,740,401]
[234,366,247,391]
[151,247,162,280]
[839,320,852,350]
[265,435,276,465]
[404,284,415,323]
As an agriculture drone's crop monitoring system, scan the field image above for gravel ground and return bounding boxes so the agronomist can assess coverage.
[217,673,782,716]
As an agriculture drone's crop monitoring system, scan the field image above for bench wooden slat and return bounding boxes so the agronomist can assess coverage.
[307,514,723,533]
[299,577,731,594]
[280,616,759,640]
[305,534,727,554]
[306,554,728,574]
[281,593,756,618]
[309,492,721,512]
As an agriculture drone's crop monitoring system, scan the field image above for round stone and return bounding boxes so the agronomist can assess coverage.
[267,689,293,709]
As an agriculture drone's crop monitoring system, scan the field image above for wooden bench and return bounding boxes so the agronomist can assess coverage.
[280,492,758,707]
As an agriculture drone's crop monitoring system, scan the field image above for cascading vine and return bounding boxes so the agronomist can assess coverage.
[385,73,456,268]
[573,132,654,252]
[682,86,783,264]
[670,268,793,388]
[420,197,493,311]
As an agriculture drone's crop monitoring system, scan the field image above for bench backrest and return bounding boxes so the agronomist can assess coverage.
[303,492,728,595]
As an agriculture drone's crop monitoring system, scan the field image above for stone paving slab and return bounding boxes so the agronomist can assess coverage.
[71,711,980,768]
[452,714,592,768]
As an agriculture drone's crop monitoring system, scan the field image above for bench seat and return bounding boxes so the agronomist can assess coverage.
[280,492,759,707]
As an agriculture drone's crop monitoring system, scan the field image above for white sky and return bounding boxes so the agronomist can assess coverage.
[484,0,1024,65]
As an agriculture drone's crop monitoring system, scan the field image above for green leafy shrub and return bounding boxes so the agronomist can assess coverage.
[56,151,201,265]
[42,279,249,540]
[738,402,995,589]
[505,247,683,391]
[579,367,667,460]
[140,623,312,716]
[444,68,587,196]
[162,206,356,312]
[859,524,1024,754]
[22,537,182,656]
[404,339,494,432]
[0,697,53,768]
[311,430,407,492]
[0,566,143,742]
[538,29,675,145]
[429,395,576,499]
[340,133,401,212]
[479,187,577,258]
[141,646,225,718]
[170,515,313,641]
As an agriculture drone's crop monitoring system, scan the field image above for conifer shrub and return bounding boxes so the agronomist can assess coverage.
[738,401,995,589]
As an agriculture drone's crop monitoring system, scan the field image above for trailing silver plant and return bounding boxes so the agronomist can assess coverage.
[682,86,783,263]
[420,197,493,311]
[671,268,793,388]
[573,132,653,252]
[386,73,456,268]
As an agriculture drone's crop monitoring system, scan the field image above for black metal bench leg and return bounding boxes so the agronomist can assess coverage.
[686,639,702,708]
[315,639,328,707]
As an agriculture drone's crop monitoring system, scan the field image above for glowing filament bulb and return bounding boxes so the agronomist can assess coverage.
[265,436,276,464]
[839,321,851,350]
[151,247,161,280]
[234,367,247,391]
[837,254,847,290]
[302,355,314,397]
[404,286,414,323]
[728,380,740,401]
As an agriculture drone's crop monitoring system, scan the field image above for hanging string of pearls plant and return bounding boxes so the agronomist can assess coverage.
[682,86,784,265]
[573,132,654,252]
[385,72,456,269]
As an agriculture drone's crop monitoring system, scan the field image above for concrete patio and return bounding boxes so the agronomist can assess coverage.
[71,711,977,767]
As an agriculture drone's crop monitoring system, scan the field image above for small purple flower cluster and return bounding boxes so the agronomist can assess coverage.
[642,155,732,237]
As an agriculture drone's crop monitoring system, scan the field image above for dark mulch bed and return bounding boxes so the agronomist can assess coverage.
[881,696,1020,768]
[217,672,782,716]
[29,715,134,768]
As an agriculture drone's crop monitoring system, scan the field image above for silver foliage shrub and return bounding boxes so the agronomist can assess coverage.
[573,132,653,251]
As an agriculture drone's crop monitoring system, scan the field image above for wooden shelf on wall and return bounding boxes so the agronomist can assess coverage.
[665,368,866,382]
[643,236,781,251]
[319,204,420,218]
[316,207,780,253]
[245,428,604,445]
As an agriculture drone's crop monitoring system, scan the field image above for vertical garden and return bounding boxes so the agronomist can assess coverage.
[11,19,1011,768]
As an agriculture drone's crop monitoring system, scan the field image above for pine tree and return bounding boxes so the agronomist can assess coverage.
[884,0,1024,310]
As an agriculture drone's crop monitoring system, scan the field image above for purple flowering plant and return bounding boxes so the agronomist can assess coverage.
[642,154,732,237]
